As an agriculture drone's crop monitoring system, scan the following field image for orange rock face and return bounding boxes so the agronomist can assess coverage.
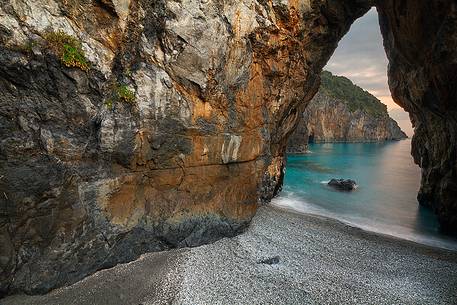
[0,0,457,294]
[13,0,457,297]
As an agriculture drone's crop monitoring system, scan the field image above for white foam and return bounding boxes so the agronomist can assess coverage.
[271,195,457,251]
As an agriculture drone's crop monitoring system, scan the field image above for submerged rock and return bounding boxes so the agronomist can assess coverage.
[328,179,358,191]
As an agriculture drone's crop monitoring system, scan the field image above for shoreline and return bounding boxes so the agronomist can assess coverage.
[283,138,457,252]
[286,138,411,155]
[3,205,457,305]
[272,202,457,253]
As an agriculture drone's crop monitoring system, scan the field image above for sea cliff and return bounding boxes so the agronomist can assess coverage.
[0,0,373,295]
[1,0,457,296]
[287,71,407,153]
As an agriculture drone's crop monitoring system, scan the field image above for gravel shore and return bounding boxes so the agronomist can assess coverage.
[3,206,457,305]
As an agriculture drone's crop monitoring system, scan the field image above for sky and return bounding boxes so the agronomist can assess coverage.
[324,8,414,137]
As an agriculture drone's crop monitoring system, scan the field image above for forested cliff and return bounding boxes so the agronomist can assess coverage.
[287,71,407,153]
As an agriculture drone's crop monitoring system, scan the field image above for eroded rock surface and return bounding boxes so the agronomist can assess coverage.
[377,0,457,234]
[0,0,372,295]
[1,0,456,297]
[287,71,407,153]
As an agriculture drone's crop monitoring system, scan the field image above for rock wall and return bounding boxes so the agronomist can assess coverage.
[377,0,457,234]
[0,0,372,295]
[286,110,310,153]
[1,0,456,296]
[287,79,407,153]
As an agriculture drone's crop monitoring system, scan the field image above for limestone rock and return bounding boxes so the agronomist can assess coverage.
[378,0,457,235]
[0,0,372,295]
[287,71,407,153]
[328,179,358,191]
[1,0,456,297]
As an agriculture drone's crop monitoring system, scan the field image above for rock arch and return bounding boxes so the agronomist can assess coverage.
[377,0,457,233]
[0,0,455,296]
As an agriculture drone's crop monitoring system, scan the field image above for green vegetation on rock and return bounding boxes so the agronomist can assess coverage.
[44,30,90,71]
[104,83,136,109]
[320,71,387,117]
[116,84,135,103]
[104,99,114,110]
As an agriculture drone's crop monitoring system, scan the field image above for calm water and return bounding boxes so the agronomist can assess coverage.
[273,139,457,250]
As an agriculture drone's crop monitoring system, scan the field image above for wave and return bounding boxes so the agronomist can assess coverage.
[271,195,457,251]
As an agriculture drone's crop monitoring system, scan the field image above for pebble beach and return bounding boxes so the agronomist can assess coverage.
[3,206,457,305]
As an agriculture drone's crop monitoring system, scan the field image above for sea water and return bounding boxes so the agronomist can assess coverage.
[273,139,457,251]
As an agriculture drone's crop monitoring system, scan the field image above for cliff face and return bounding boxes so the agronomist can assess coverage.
[378,0,457,235]
[0,0,456,296]
[387,119,408,140]
[287,72,407,152]
[0,0,372,295]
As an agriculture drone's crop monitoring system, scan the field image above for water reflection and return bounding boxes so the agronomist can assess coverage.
[278,139,457,250]
[414,205,440,234]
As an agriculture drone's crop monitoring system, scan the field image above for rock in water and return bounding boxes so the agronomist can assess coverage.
[328,179,358,191]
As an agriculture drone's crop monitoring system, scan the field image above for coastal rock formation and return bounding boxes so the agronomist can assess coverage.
[378,0,457,234]
[328,179,358,191]
[0,0,456,297]
[0,0,372,295]
[287,71,407,153]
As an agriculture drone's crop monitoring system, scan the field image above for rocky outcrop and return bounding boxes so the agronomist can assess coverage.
[287,71,407,152]
[286,111,311,153]
[0,0,373,296]
[301,93,407,143]
[328,179,358,191]
[387,118,408,140]
[377,0,457,235]
[0,0,456,297]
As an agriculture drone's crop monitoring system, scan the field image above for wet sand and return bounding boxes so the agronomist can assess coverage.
[3,206,457,305]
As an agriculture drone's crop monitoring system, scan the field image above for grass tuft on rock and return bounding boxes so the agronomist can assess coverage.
[104,83,136,109]
[104,99,114,110]
[116,84,135,103]
[44,30,90,71]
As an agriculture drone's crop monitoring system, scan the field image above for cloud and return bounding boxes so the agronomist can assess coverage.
[323,8,414,137]
[325,8,394,105]
[389,108,411,121]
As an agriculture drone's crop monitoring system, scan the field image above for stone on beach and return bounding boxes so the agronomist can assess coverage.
[3,206,456,305]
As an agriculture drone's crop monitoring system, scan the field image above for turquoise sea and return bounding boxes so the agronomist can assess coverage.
[274,139,457,250]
